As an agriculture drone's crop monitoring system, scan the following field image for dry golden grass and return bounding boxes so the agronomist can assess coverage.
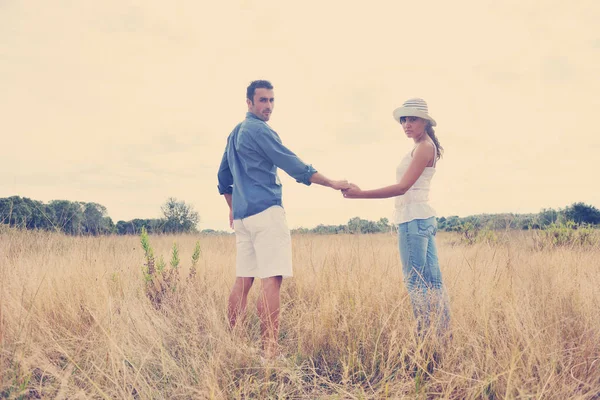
[1,227,599,399]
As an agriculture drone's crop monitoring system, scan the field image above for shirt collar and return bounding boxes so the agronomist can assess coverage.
[246,112,263,121]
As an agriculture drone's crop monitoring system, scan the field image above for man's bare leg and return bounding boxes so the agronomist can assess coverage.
[228,277,254,329]
[257,275,283,358]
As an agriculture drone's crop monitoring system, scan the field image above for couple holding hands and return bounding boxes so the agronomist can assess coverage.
[217,80,450,358]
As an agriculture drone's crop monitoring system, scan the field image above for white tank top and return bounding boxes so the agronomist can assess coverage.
[393,145,437,225]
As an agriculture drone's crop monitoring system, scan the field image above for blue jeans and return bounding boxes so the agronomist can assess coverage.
[398,217,450,337]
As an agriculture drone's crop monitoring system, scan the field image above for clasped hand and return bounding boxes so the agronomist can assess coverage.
[329,180,361,197]
[329,180,361,198]
[330,180,351,191]
[341,183,361,198]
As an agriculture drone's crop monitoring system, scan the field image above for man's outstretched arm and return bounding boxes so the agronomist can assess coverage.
[254,128,349,190]
[309,172,350,190]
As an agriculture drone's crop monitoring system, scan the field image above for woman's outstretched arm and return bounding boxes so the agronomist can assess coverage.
[343,141,434,199]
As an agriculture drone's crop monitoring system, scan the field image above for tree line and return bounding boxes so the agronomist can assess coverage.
[291,202,600,235]
[0,196,199,235]
[437,202,600,232]
[1,196,598,236]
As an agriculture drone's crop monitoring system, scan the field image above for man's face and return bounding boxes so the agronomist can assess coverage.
[247,88,274,121]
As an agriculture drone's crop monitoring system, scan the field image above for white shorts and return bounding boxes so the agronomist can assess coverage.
[233,206,293,279]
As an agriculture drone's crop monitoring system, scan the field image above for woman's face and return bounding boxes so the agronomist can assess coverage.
[400,116,428,140]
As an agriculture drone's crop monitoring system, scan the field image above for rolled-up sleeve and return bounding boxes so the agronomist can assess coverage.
[254,128,317,185]
[217,147,233,195]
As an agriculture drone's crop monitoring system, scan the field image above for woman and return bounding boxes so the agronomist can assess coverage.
[342,98,450,339]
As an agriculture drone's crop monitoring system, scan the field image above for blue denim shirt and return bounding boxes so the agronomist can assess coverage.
[217,112,317,220]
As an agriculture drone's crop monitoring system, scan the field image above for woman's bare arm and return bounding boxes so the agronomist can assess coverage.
[343,141,435,199]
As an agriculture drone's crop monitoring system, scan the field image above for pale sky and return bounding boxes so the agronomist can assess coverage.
[1,1,599,232]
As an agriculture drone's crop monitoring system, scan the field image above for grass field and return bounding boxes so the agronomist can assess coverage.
[1,227,599,399]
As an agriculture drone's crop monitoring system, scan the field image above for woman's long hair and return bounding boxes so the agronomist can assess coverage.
[426,123,443,160]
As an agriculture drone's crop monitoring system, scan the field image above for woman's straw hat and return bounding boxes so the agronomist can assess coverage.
[392,98,436,127]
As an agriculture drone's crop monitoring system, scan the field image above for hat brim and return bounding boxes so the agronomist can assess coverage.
[392,107,436,127]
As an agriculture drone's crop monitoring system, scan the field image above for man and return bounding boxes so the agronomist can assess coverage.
[217,80,349,358]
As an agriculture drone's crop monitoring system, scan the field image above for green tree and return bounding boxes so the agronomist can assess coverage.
[23,197,51,230]
[347,217,362,234]
[82,203,114,235]
[47,200,84,235]
[0,196,55,231]
[439,215,462,231]
[563,202,600,225]
[377,217,390,232]
[161,198,199,234]
[347,217,382,234]
[536,208,559,228]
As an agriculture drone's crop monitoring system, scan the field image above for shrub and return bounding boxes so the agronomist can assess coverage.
[532,221,598,250]
[140,227,201,309]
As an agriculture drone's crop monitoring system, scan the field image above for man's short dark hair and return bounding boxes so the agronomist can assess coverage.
[246,80,273,103]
